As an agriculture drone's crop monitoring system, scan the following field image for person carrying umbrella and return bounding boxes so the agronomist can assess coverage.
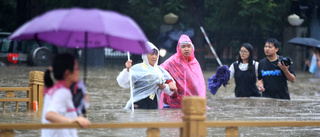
[314,48,320,77]
[257,38,296,100]
[160,34,206,108]
[116,42,177,109]
[305,47,320,78]
[42,53,91,137]
[229,43,261,97]
[8,8,153,85]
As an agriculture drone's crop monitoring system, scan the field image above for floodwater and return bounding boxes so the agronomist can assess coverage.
[0,66,320,137]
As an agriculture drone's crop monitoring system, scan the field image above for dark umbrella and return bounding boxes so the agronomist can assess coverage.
[158,28,194,52]
[207,65,230,95]
[288,37,320,48]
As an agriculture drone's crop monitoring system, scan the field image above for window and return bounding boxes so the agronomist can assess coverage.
[0,40,11,52]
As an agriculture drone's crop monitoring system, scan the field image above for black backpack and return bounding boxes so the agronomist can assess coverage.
[70,83,86,116]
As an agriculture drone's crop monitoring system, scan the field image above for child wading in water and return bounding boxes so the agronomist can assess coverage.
[42,53,91,137]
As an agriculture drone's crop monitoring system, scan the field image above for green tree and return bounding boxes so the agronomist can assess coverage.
[204,0,290,60]
[0,0,17,32]
[4,0,292,67]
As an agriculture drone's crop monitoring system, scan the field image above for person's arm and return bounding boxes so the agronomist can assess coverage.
[257,80,265,92]
[116,60,133,88]
[160,67,177,92]
[45,111,73,123]
[158,78,175,96]
[116,69,130,88]
[167,80,177,92]
[316,52,320,69]
[161,84,174,96]
[229,63,235,79]
[83,93,90,109]
[77,81,90,109]
[46,111,90,128]
[164,79,177,96]
[278,62,295,83]
[255,62,259,79]
[46,89,91,128]
[305,59,310,67]
[257,62,265,92]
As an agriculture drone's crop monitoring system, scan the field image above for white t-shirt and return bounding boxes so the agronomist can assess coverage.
[41,87,78,137]
[229,61,259,79]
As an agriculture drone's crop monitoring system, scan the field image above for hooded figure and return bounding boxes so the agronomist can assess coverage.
[117,42,175,109]
[160,34,206,108]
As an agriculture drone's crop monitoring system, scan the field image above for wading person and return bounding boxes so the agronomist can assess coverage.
[257,38,296,100]
[117,42,177,109]
[229,43,261,97]
[42,53,91,137]
[315,48,320,77]
[160,34,206,108]
[305,47,320,78]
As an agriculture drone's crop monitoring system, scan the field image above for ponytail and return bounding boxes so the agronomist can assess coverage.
[44,53,75,88]
[44,69,54,88]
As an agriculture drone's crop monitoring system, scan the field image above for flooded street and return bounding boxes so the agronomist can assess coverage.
[1,66,320,136]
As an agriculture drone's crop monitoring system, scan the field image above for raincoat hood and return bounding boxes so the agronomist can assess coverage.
[124,42,174,109]
[142,41,159,67]
[160,34,206,108]
[176,34,195,62]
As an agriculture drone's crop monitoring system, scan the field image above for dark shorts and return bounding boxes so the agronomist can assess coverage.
[134,95,158,109]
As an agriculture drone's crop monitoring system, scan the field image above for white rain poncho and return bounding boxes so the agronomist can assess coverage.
[117,42,174,109]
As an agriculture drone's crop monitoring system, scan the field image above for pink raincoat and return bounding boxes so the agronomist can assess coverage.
[160,34,206,108]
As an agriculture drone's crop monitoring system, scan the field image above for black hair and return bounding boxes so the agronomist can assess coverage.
[237,43,255,77]
[44,53,75,88]
[265,38,281,48]
[151,49,158,55]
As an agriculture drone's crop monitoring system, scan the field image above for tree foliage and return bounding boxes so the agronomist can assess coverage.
[204,0,290,58]
[0,0,17,32]
[1,0,292,60]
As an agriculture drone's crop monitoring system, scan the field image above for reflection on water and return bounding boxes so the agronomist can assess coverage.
[0,66,320,137]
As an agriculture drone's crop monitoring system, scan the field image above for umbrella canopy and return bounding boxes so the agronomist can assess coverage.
[158,28,194,52]
[288,37,320,48]
[9,8,152,84]
[9,8,152,54]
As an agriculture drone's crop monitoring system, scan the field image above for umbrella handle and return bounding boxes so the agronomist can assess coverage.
[127,52,134,112]
[127,52,130,61]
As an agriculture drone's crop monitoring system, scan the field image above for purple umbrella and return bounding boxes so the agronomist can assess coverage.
[9,8,152,84]
[10,8,151,53]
